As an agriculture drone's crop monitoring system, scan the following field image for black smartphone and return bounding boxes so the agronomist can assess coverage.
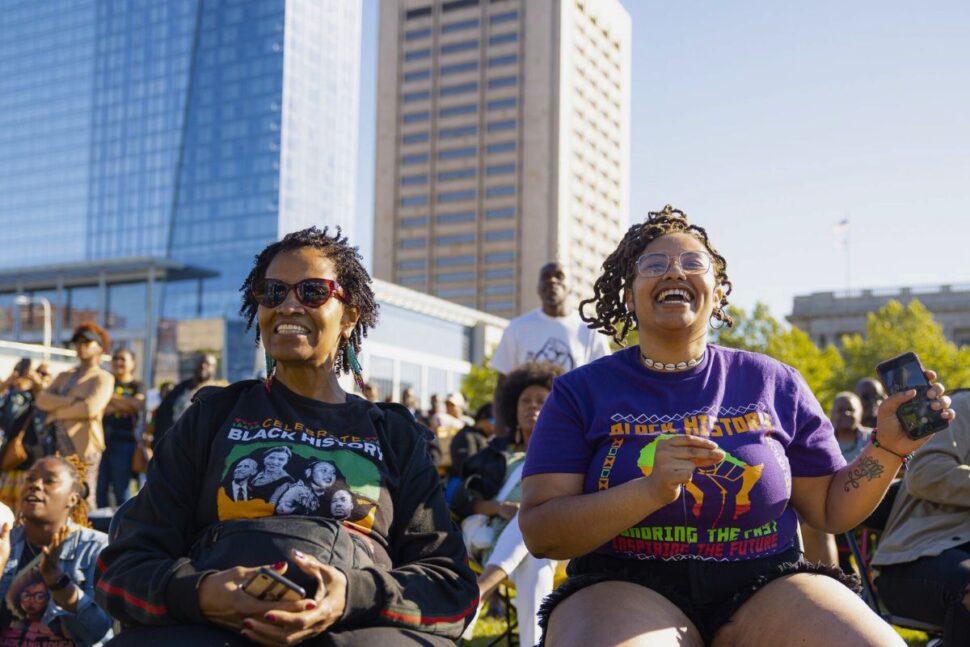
[875,352,949,440]
[242,567,306,602]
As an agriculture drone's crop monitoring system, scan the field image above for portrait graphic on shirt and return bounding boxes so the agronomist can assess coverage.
[217,440,382,533]
[0,569,74,646]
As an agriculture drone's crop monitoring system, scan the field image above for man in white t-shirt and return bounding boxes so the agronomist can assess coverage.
[490,262,611,434]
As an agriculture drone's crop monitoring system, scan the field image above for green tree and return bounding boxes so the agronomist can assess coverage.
[461,355,498,412]
[838,299,970,392]
[715,303,844,407]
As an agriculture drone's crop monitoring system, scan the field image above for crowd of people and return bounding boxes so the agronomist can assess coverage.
[0,213,965,646]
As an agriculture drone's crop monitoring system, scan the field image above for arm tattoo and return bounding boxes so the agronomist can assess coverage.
[843,456,886,492]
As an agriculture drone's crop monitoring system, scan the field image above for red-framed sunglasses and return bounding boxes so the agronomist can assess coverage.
[252,278,347,308]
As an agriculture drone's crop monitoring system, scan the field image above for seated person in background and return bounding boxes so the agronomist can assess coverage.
[96,226,476,646]
[430,392,472,432]
[451,362,564,647]
[449,403,494,480]
[872,388,970,645]
[855,377,886,430]
[801,391,872,567]
[0,456,112,646]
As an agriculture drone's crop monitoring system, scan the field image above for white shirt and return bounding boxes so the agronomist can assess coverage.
[491,309,611,374]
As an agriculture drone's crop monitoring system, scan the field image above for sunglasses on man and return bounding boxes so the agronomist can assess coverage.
[252,278,347,309]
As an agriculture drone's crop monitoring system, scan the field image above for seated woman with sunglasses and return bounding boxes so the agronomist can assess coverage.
[518,206,955,647]
[97,227,478,646]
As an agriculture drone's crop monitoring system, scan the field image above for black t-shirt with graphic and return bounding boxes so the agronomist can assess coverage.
[103,379,144,443]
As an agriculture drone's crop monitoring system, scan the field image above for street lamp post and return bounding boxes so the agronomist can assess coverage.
[14,295,52,359]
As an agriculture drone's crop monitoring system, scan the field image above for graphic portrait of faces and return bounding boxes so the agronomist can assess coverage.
[305,460,338,495]
[330,489,353,520]
[260,446,292,475]
[233,458,258,482]
[19,578,49,622]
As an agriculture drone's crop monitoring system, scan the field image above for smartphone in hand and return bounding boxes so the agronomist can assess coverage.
[243,567,306,602]
[875,352,949,440]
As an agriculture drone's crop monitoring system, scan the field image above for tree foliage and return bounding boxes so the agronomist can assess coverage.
[461,354,498,412]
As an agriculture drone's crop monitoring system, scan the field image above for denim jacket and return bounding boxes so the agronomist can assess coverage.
[1,523,112,646]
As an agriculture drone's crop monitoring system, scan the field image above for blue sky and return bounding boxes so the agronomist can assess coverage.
[355,1,970,320]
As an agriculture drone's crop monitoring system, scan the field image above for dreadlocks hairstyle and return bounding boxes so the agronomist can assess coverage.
[57,455,91,528]
[580,205,734,346]
[239,226,379,383]
[497,361,564,446]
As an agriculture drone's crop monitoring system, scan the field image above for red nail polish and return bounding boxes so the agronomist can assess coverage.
[242,620,253,630]
[273,561,286,570]
[305,601,317,610]
[265,614,277,624]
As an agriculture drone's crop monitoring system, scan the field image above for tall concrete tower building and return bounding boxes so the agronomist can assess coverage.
[374,0,630,317]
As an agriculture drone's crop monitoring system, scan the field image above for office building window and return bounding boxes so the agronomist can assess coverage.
[439,104,478,118]
[401,216,429,228]
[488,76,517,89]
[438,146,477,160]
[485,251,515,263]
[400,238,427,249]
[487,120,516,132]
[404,48,431,62]
[402,152,430,165]
[488,54,518,67]
[401,174,429,186]
[400,274,427,285]
[487,141,516,153]
[442,19,479,33]
[436,255,475,267]
[440,125,478,138]
[404,90,431,102]
[437,211,476,224]
[404,69,431,82]
[487,97,517,110]
[400,195,429,207]
[437,271,476,282]
[441,40,479,55]
[485,268,515,279]
[437,233,476,245]
[485,300,515,311]
[485,229,515,241]
[399,259,427,270]
[436,287,476,298]
[403,132,430,144]
[438,168,477,181]
[405,27,432,40]
[406,7,432,19]
[442,0,479,12]
[486,207,515,219]
[486,163,515,175]
[486,185,515,198]
[490,11,519,24]
[403,111,430,123]
[485,284,514,295]
[488,32,518,45]
[438,189,476,203]
[441,61,478,75]
[440,82,478,97]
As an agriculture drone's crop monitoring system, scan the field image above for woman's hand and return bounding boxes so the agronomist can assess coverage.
[39,524,70,585]
[875,370,954,455]
[198,563,304,636]
[476,499,519,520]
[643,435,725,506]
[241,549,348,646]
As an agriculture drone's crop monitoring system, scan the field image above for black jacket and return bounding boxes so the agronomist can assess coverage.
[450,436,512,519]
[95,380,477,638]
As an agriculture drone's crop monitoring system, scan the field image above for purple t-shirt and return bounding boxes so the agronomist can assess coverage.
[523,344,845,562]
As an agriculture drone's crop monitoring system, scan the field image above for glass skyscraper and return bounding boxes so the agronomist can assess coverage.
[0,0,361,380]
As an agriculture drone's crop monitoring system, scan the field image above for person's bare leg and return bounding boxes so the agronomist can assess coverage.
[713,573,903,647]
[546,581,703,647]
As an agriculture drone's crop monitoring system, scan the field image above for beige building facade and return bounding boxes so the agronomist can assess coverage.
[374,0,630,317]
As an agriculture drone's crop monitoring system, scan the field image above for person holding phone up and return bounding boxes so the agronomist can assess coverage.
[518,205,956,647]
[96,227,477,646]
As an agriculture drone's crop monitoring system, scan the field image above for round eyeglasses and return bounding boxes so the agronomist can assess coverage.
[252,278,346,309]
[635,251,712,278]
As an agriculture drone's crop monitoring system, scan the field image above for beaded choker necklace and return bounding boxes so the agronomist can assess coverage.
[639,349,706,372]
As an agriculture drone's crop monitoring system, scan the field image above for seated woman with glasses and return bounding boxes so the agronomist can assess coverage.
[518,205,955,647]
[97,227,477,646]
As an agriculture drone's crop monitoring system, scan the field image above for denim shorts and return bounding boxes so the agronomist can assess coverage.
[537,545,860,645]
